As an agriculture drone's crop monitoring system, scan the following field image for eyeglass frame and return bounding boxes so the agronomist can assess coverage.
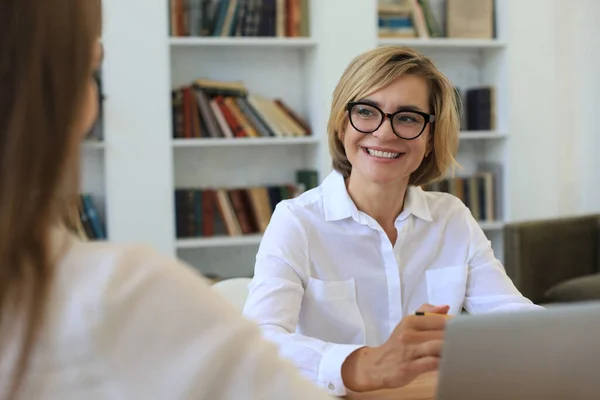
[346,101,436,140]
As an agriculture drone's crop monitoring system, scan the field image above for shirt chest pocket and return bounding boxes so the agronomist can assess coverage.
[299,277,366,344]
[425,265,468,316]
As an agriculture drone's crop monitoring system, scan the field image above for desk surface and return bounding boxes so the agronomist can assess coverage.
[346,372,438,400]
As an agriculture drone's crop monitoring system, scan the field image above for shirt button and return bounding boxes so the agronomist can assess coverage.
[328,383,335,391]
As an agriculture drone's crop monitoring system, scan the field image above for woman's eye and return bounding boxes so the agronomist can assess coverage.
[396,113,422,125]
[358,108,374,116]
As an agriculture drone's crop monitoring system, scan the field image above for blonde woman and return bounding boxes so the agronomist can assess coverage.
[243,46,542,396]
[0,0,338,398]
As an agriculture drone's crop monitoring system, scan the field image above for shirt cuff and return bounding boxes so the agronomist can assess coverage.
[317,344,364,396]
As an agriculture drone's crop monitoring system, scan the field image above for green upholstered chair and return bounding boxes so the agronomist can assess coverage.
[503,214,600,304]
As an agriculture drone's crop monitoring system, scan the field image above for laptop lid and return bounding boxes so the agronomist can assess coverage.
[436,301,600,400]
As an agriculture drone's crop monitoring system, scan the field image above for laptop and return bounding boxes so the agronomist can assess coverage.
[436,301,600,400]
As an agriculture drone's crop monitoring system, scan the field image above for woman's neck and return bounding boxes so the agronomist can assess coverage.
[346,172,409,229]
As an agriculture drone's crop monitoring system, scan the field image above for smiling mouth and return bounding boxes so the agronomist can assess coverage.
[362,146,404,159]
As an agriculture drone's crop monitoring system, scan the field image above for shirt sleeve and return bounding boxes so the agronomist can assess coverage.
[92,246,335,400]
[243,202,363,397]
[461,205,545,314]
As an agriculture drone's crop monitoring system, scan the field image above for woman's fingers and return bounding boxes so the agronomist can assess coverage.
[404,314,448,332]
[416,303,450,314]
[403,355,441,376]
[409,339,444,360]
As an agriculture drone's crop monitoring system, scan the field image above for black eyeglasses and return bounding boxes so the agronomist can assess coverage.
[347,102,435,140]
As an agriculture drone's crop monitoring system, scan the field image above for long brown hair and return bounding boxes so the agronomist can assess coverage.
[0,0,101,397]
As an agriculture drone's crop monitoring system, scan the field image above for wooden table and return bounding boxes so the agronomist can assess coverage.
[346,372,438,400]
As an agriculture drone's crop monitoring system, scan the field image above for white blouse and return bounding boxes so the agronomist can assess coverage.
[0,230,334,399]
[243,170,542,397]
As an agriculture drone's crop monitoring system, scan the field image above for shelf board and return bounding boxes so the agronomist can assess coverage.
[460,131,507,140]
[378,38,507,49]
[177,221,506,249]
[82,140,105,150]
[173,136,319,148]
[479,221,505,231]
[169,37,317,49]
[177,234,263,249]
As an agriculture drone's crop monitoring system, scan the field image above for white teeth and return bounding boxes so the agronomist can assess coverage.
[366,148,401,159]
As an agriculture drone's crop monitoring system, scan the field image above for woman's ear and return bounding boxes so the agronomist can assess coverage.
[337,120,346,142]
[425,139,433,157]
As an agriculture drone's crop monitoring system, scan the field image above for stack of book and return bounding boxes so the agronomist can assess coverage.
[462,86,496,131]
[422,164,502,223]
[378,0,441,39]
[175,169,318,238]
[76,194,106,240]
[172,78,311,139]
[175,184,296,238]
[169,0,310,38]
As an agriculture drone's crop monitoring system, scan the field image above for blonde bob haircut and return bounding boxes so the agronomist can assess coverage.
[327,46,460,186]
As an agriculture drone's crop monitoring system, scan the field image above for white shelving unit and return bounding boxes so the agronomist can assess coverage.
[170,0,509,276]
[167,0,378,278]
[377,2,511,256]
[97,0,510,276]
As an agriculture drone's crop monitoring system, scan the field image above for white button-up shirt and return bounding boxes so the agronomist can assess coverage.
[243,170,541,397]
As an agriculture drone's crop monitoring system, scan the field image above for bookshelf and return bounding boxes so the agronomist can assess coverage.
[168,0,509,277]
[170,33,321,275]
[80,142,107,239]
[79,69,107,240]
[165,0,373,279]
[95,0,511,278]
[376,0,510,258]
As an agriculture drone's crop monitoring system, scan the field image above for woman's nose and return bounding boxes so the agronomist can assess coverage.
[372,116,397,140]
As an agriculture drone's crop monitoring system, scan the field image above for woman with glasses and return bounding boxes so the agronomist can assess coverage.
[243,46,541,397]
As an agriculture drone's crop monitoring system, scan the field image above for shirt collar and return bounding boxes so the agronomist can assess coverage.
[322,170,433,223]
[323,170,357,222]
[398,185,433,222]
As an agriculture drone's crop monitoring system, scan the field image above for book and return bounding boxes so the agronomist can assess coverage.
[174,182,299,238]
[172,79,310,139]
[169,0,310,37]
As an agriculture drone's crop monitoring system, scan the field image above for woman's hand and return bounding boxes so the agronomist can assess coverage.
[341,304,449,393]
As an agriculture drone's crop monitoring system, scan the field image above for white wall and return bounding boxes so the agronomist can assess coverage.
[508,0,599,221]
[576,0,600,214]
[102,0,175,256]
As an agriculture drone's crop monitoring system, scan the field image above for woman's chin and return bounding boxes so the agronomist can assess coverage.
[357,167,409,186]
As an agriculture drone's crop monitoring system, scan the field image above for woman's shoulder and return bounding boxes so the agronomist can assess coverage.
[55,236,210,311]
[282,184,325,210]
[44,235,214,371]
[269,185,326,226]
[416,186,471,221]
[61,237,176,276]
